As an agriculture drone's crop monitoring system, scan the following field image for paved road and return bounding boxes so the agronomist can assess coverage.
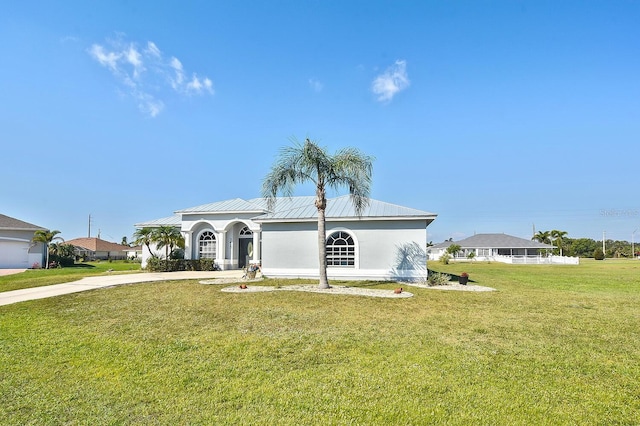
[0,270,244,306]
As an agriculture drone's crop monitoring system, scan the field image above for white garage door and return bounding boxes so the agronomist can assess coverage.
[0,241,30,269]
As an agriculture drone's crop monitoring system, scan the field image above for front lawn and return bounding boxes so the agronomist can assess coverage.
[1,260,639,424]
[0,261,142,292]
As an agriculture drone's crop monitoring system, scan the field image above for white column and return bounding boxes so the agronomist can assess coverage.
[217,232,226,268]
[183,232,192,260]
[252,231,261,264]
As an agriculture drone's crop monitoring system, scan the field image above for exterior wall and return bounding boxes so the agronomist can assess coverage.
[0,230,44,269]
[260,219,428,281]
[182,214,260,270]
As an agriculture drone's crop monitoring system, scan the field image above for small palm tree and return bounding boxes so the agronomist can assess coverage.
[263,138,374,289]
[32,229,63,269]
[133,227,157,259]
[152,226,185,271]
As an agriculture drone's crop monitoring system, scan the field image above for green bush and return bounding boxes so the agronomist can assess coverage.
[593,248,605,260]
[440,254,451,265]
[145,257,219,272]
[49,254,75,267]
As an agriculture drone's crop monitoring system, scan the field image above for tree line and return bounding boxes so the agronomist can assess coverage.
[533,230,638,258]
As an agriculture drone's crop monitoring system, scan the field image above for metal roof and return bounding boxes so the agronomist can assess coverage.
[176,198,265,214]
[455,233,553,249]
[254,195,437,222]
[137,196,436,227]
[134,215,182,228]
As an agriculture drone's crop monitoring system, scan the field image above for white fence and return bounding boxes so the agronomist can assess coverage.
[500,255,579,265]
[437,254,580,265]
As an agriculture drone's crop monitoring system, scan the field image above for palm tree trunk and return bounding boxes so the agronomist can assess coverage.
[317,207,329,289]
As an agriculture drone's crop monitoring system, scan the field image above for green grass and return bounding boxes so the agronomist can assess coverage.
[1,260,639,424]
[0,261,142,292]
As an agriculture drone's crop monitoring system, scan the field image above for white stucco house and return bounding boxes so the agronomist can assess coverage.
[136,196,437,281]
[0,214,47,269]
[427,233,579,264]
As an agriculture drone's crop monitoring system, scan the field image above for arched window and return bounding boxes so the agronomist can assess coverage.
[326,231,355,267]
[239,226,252,237]
[199,231,217,259]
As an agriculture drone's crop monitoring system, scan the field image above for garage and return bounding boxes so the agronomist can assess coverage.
[0,214,47,270]
[0,239,31,269]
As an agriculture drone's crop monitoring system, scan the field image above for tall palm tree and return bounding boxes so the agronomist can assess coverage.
[152,226,185,270]
[550,230,568,256]
[532,230,551,245]
[133,227,157,259]
[31,229,63,269]
[263,138,374,289]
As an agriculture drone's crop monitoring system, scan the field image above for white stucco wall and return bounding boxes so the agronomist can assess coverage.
[260,219,429,281]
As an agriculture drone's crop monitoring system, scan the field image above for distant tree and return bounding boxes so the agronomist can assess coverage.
[262,137,374,289]
[566,238,599,257]
[446,244,462,257]
[550,230,568,256]
[532,231,551,245]
[593,248,605,260]
[133,227,157,259]
[32,230,64,269]
[121,236,129,246]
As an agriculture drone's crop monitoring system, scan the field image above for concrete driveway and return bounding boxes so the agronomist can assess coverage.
[0,270,245,306]
[0,269,26,276]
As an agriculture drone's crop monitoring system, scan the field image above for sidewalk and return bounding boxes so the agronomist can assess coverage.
[0,270,244,307]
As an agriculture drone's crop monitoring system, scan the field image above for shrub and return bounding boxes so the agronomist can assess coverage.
[593,248,605,260]
[440,254,451,265]
[145,257,219,272]
[427,272,452,286]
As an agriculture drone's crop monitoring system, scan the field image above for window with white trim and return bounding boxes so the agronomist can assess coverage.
[199,231,217,259]
[326,231,355,267]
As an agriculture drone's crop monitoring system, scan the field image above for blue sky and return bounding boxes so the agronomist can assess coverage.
[1,1,639,244]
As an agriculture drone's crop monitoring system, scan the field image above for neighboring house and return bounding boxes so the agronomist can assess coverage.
[136,196,437,281]
[427,233,579,265]
[66,237,131,261]
[127,245,142,259]
[0,214,47,269]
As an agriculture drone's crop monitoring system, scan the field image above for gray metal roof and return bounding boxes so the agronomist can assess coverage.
[176,198,265,214]
[254,195,437,222]
[137,196,436,228]
[455,233,553,249]
[134,215,182,228]
[0,214,46,231]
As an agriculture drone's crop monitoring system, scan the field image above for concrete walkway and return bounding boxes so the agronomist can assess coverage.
[0,270,245,307]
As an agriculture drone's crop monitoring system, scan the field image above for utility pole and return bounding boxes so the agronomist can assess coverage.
[88,214,92,238]
[633,229,638,260]
[602,231,606,258]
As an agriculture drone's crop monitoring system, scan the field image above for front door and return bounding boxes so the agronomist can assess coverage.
[238,238,253,268]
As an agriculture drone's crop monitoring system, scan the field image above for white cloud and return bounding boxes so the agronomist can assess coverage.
[309,78,323,92]
[169,57,184,89]
[371,60,410,102]
[146,41,161,58]
[88,35,214,117]
[186,74,214,95]
[125,45,144,78]
[89,44,120,71]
